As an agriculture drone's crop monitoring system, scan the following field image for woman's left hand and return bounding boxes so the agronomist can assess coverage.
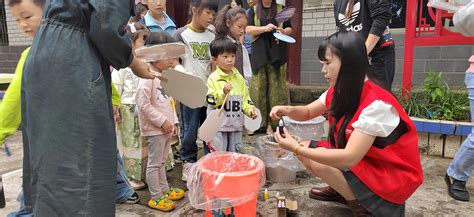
[274,127,299,152]
[276,27,286,35]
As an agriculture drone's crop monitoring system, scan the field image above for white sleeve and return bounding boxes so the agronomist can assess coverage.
[317,90,329,107]
[351,100,400,137]
[111,69,124,97]
[242,45,253,82]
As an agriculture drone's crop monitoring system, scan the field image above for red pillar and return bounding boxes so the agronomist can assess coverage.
[402,0,418,100]
[286,0,302,85]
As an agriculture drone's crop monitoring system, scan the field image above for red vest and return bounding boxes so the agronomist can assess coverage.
[324,81,423,204]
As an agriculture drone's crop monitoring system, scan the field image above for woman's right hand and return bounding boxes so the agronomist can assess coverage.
[264,23,277,32]
[269,105,290,120]
[162,120,174,134]
[130,56,156,79]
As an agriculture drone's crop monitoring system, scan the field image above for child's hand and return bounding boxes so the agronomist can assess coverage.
[162,120,174,134]
[250,110,258,120]
[223,84,233,94]
[113,106,121,124]
[172,124,179,136]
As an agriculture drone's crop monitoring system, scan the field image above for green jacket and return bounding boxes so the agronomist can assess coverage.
[111,81,121,106]
[0,47,29,146]
[0,47,121,147]
[206,66,254,132]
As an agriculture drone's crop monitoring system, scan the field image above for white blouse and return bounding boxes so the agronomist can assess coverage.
[317,90,400,137]
[112,67,139,105]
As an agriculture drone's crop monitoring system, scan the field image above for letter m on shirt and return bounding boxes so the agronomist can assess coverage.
[189,42,210,60]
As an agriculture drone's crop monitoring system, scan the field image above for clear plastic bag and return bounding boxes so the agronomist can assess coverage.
[255,135,305,172]
[283,116,326,141]
[187,152,266,210]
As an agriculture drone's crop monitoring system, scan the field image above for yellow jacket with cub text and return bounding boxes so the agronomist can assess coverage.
[206,66,255,132]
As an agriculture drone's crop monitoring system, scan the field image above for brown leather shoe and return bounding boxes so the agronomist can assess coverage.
[346,199,372,217]
[309,186,347,205]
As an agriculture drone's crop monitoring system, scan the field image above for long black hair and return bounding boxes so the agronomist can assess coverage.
[256,0,277,19]
[318,32,368,149]
[214,5,247,37]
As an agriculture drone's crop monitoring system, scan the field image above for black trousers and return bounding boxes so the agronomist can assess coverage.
[369,44,396,91]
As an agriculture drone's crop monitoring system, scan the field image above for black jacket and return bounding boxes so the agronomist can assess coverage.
[333,0,392,39]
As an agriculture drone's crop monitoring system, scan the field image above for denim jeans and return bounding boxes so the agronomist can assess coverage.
[116,152,134,203]
[447,72,474,182]
[7,191,32,217]
[179,104,206,163]
[9,153,134,216]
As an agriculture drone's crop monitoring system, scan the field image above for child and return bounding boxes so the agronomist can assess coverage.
[206,37,257,152]
[174,0,218,181]
[136,32,185,212]
[130,2,148,23]
[142,0,177,36]
[112,22,151,190]
[246,0,292,134]
[19,0,154,215]
[141,0,180,172]
[0,0,42,148]
[215,5,252,83]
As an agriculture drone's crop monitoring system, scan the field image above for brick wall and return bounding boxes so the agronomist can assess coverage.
[0,45,29,74]
[301,6,474,87]
[302,4,337,37]
[301,35,474,87]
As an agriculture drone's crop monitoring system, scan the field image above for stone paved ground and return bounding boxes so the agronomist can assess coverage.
[1,131,474,216]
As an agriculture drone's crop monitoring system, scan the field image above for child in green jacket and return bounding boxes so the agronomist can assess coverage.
[206,37,257,152]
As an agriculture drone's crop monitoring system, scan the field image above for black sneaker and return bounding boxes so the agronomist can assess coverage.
[125,192,140,204]
[445,173,470,201]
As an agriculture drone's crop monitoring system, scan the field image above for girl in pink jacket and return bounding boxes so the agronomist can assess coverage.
[135,32,184,212]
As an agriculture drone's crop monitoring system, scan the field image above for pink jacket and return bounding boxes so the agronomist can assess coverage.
[469,55,474,73]
[136,78,178,137]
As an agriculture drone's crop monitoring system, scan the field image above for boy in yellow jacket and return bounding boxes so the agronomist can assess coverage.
[206,37,257,152]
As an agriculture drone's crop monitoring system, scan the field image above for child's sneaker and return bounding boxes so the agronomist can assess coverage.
[148,196,175,212]
[181,162,193,182]
[125,192,140,204]
[164,187,185,201]
[129,179,146,191]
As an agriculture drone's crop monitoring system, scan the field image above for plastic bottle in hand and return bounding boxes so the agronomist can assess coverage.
[278,119,285,138]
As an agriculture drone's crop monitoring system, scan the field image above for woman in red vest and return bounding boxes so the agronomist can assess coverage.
[270,32,423,216]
